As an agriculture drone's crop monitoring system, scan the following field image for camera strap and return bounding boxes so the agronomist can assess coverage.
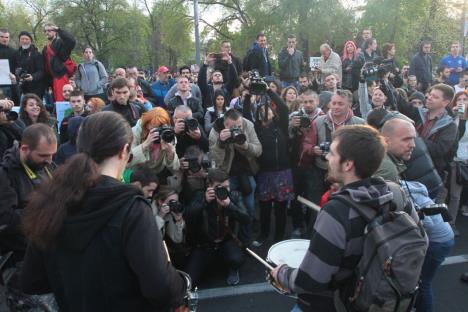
[22,163,52,185]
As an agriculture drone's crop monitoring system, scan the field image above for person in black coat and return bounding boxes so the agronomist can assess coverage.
[0,29,17,100]
[14,31,46,99]
[252,85,294,246]
[20,112,187,311]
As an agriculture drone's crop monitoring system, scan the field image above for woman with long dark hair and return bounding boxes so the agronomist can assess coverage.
[252,84,294,246]
[19,93,54,127]
[21,111,187,311]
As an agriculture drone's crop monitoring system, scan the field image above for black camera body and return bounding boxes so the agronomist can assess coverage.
[15,67,29,80]
[362,59,394,79]
[418,203,452,223]
[249,70,267,95]
[184,117,199,132]
[226,126,247,145]
[214,185,229,200]
[152,125,175,143]
[167,199,184,214]
[319,141,331,153]
[295,111,311,128]
[0,108,18,121]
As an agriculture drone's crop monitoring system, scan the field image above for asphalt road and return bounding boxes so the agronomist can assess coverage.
[194,211,468,311]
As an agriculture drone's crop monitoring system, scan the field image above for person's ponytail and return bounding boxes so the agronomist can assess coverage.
[22,153,99,249]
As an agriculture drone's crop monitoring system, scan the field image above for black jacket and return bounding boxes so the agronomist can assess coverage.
[403,137,443,199]
[167,95,204,123]
[42,28,76,79]
[255,89,291,172]
[0,120,24,158]
[102,101,146,127]
[175,127,209,158]
[0,43,15,75]
[14,45,46,97]
[409,51,432,85]
[185,190,250,247]
[0,146,55,253]
[20,176,187,311]
[243,42,272,77]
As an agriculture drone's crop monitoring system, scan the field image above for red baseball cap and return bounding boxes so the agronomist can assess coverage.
[157,66,169,73]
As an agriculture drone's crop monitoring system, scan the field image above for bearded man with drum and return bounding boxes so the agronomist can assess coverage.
[271,125,395,312]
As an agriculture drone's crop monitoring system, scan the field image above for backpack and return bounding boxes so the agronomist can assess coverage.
[331,182,428,312]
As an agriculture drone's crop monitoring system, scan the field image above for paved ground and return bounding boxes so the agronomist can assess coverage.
[193,211,468,311]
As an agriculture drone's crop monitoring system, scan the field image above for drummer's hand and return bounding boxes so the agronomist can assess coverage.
[270,264,285,285]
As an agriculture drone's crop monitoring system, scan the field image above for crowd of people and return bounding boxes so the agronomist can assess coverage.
[0,23,467,312]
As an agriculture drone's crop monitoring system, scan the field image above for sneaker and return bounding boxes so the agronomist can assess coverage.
[290,228,303,239]
[461,205,468,217]
[226,269,240,286]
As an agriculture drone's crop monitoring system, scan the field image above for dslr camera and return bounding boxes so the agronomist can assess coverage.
[15,67,29,80]
[214,185,230,200]
[226,126,247,145]
[319,142,331,153]
[167,199,184,214]
[0,107,18,121]
[361,58,394,79]
[184,117,199,132]
[296,111,311,128]
[249,70,267,95]
[151,125,175,143]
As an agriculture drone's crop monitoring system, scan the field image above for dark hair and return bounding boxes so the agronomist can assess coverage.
[20,93,50,126]
[207,168,229,184]
[69,90,84,99]
[298,73,309,79]
[111,77,129,90]
[130,164,159,187]
[429,83,454,102]
[21,123,57,150]
[213,89,226,108]
[83,46,93,53]
[335,89,353,104]
[287,34,296,39]
[153,185,177,203]
[22,112,133,248]
[179,65,191,74]
[224,108,242,121]
[269,80,282,95]
[0,28,9,34]
[256,32,266,40]
[381,43,395,58]
[332,125,386,179]
[363,38,376,50]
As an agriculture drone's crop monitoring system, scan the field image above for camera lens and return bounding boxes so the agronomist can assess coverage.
[214,185,229,200]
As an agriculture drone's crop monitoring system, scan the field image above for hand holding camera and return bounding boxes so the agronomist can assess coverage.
[205,187,216,203]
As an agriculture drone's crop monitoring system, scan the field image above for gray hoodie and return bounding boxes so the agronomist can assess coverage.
[76,60,108,95]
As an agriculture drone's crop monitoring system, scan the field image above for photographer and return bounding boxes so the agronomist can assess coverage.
[153,187,187,270]
[128,107,180,187]
[179,145,209,201]
[173,105,209,158]
[13,31,45,99]
[288,91,325,237]
[167,75,204,124]
[185,169,250,286]
[0,98,24,157]
[199,52,238,109]
[252,82,294,246]
[209,109,262,245]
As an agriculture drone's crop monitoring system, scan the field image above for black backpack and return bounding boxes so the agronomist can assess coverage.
[331,182,428,312]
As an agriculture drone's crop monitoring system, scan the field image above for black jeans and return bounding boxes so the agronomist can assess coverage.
[259,200,287,241]
[185,239,245,286]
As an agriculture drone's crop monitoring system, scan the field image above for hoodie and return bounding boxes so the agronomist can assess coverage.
[277,177,416,312]
[21,175,187,311]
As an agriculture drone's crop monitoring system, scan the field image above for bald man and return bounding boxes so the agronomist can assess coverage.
[374,118,417,182]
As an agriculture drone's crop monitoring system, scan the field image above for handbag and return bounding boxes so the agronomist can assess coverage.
[455,161,468,185]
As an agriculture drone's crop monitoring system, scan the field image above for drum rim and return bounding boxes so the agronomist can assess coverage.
[266,239,309,264]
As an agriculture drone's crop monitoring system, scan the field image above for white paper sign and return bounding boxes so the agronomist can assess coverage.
[309,57,321,70]
[56,101,72,131]
[0,60,12,85]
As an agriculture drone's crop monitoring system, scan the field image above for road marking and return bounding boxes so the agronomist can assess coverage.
[441,254,468,266]
[196,254,468,300]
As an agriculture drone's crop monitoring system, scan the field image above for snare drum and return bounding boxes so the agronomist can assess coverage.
[267,239,309,268]
[266,239,309,297]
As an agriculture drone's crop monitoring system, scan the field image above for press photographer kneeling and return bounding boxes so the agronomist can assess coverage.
[185,169,250,287]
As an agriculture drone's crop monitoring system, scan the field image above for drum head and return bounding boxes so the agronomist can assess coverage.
[267,239,309,268]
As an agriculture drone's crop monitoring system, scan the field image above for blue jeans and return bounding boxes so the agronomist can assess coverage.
[415,239,454,312]
[229,176,256,244]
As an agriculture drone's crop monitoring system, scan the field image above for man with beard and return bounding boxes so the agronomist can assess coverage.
[0,123,57,259]
[42,23,76,102]
[14,31,46,99]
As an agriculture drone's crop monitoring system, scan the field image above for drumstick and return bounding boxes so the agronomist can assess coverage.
[245,248,275,271]
[163,240,171,263]
[297,195,321,212]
